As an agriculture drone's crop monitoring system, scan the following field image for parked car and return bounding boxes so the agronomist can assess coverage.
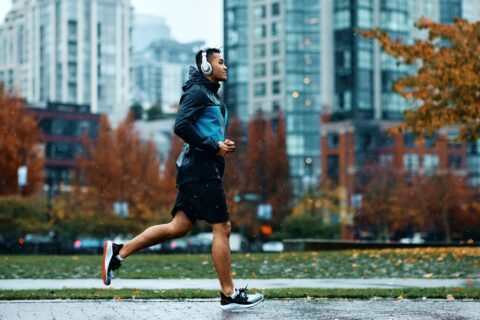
[72,237,103,254]
[187,233,212,253]
[161,238,189,253]
[262,241,284,252]
[399,233,425,244]
[186,232,248,253]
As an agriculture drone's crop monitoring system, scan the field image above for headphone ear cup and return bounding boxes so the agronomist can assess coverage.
[201,51,213,75]
[201,62,212,75]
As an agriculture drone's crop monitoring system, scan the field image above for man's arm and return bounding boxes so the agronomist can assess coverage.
[174,90,220,154]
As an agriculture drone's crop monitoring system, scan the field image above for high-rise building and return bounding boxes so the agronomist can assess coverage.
[0,0,133,124]
[224,0,322,194]
[133,14,171,51]
[132,39,204,114]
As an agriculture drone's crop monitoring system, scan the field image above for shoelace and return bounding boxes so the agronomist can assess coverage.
[237,285,249,300]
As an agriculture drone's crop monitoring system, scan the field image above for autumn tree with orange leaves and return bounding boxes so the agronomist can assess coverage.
[411,173,478,243]
[361,18,480,141]
[0,87,44,195]
[77,114,167,224]
[245,111,292,230]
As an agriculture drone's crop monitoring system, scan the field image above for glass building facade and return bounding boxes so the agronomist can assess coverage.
[224,0,321,194]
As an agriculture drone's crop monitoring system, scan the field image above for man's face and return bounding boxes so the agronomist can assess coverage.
[209,52,228,82]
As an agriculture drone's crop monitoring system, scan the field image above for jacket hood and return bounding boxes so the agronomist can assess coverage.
[182,66,220,93]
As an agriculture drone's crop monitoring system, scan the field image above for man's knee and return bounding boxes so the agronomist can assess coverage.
[168,221,190,238]
[212,221,231,237]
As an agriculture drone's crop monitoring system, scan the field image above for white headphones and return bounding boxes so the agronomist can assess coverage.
[200,50,213,76]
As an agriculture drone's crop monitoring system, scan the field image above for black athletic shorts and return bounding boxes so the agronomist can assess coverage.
[171,179,229,225]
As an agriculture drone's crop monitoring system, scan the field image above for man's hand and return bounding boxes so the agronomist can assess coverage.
[217,139,236,157]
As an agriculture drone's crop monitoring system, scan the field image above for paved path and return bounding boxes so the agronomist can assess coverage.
[0,278,477,290]
[0,298,479,320]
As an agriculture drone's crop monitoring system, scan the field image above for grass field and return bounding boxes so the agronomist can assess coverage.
[1,247,479,279]
[0,287,479,300]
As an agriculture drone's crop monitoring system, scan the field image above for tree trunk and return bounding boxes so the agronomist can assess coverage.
[440,202,451,243]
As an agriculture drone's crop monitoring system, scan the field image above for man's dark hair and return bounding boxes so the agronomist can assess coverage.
[195,47,221,73]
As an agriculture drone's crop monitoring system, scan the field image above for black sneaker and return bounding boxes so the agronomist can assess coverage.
[101,241,123,285]
[220,286,264,311]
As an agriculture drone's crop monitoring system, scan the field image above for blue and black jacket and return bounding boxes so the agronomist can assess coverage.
[174,66,229,187]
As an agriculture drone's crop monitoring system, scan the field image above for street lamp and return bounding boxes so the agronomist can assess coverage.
[304,156,313,193]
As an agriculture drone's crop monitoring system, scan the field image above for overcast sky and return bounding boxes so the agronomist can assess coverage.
[0,0,223,46]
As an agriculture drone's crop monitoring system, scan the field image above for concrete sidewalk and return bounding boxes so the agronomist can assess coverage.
[0,278,478,290]
[1,299,480,320]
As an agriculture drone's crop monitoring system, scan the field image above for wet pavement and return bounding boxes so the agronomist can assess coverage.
[0,298,479,320]
[0,278,477,290]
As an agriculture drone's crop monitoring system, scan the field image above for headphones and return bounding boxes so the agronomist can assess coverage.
[200,50,213,76]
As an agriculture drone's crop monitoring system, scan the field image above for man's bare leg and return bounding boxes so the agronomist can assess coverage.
[211,221,235,296]
[119,211,192,258]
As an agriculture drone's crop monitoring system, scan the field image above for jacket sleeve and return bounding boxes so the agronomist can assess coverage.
[174,89,221,154]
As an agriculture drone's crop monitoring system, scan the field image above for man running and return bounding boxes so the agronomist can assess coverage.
[101,48,263,311]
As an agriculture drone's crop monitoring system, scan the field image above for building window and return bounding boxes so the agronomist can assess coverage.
[272,61,280,75]
[381,11,408,32]
[403,132,416,147]
[254,44,266,57]
[272,41,280,55]
[423,154,439,174]
[272,22,281,36]
[254,63,266,77]
[327,133,339,148]
[448,154,463,169]
[327,155,339,183]
[254,5,266,19]
[337,91,351,110]
[272,2,280,16]
[357,8,372,28]
[287,135,305,156]
[379,154,393,166]
[254,24,266,39]
[272,80,281,94]
[358,50,372,69]
[335,10,351,29]
[272,100,281,111]
[254,83,266,97]
[403,154,419,172]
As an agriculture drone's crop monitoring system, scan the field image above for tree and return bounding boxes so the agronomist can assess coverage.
[358,165,411,241]
[160,134,184,212]
[129,103,144,120]
[284,179,342,239]
[223,116,248,230]
[146,103,164,121]
[0,196,50,240]
[0,87,44,195]
[411,173,476,242]
[244,111,293,236]
[264,112,292,222]
[77,113,166,223]
[361,18,480,141]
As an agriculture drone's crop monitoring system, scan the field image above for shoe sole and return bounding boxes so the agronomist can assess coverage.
[220,297,264,311]
[101,241,113,285]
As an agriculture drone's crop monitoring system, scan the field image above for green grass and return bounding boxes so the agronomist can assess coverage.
[1,248,479,279]
[1,287,479,300]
